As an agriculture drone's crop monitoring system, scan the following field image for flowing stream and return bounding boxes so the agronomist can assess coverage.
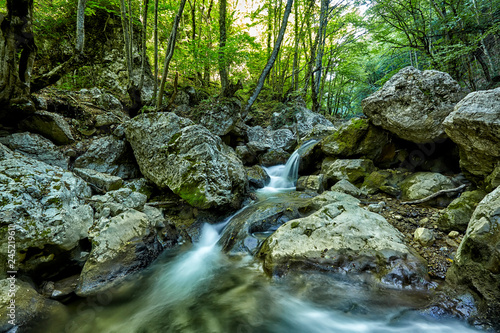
[34,141,480,333]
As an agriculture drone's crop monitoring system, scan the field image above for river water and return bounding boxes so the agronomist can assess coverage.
[34,141,481,333]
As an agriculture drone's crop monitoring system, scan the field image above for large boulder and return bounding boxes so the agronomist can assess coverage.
[259,199,430,289]
[362,67,466,143]
[446,186,500,330]
[321,158,375,185]
[77,189,179,296]
[321,118,390,160]
[0,144,93,279]
[0,132,69,169]
[125,113,247,209]
[19,111,75,145]
[400,172,455,202]
[74,135,140,179]
[443,87,500,179]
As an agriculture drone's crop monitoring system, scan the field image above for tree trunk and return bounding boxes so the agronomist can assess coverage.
[157,0,187,109]
[218,0,229,96]
[244,0,294,112]
[153,0,159,101]
[0,0,36,116]
[311,0,328,113]
[139,0,150,90]
[75,0,87,53]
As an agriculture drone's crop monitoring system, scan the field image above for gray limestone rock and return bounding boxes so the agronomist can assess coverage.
[362,67,466,143]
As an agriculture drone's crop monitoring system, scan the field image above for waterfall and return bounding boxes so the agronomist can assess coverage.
[260,139,318,192]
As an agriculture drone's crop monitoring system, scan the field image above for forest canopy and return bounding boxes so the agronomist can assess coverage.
[2,0,499,117]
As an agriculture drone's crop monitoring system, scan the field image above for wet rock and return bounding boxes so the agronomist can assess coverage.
[236,145,256,165]
[0,144,93,279]
[362,66,466,143]
[437,190,487,233]
[0,279,67,332]
[73,168,124,192]
[446,186,500,330]
[443,87,500,179]
[74,135,140,179]
[296,174,326,193]
[76,205,179,296]
[330,179,367,198]
[259,148,290,166]
[125,113,247,209]
[321,118,390,160]
[259,200,430,289]
[400,172,454,203]
[246,165,270,190]
[218,192,317,254]
[414,228,435,246]
[19,110,75,145]
[322,158,375,185]
[0,132,69,169]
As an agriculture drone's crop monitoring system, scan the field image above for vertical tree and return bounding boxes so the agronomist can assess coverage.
[0,0,36,116]
[245,0,294,112]
[218,0,229,96]
[157,0,187,109]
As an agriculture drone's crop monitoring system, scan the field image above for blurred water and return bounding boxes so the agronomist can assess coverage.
[36,221,480,333]
[258,139,318,194]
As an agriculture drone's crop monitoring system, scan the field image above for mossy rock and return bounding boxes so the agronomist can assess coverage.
[437,190,487,232]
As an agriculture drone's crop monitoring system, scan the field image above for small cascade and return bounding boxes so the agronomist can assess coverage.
[260,139,318,192]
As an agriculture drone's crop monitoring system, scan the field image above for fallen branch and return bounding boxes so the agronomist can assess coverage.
[401,184,467,205]
[147,201,180,207]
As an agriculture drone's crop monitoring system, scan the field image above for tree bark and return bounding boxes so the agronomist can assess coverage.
[311,0,328,112]
[75,0,87,53]
[218,0,229,96]
[244,0,294,113]
[139,0,149,90]
[157,0,187,109]
[0,0,36,116]
[153,0,159,101]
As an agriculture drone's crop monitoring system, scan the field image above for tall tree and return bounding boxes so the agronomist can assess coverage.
[157,0,187,108]
[218,0,229,96]
[245,0,294,112]
[0,0,36,117]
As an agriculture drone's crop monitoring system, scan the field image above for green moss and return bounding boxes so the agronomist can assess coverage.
[176,183,208,208]
[46,197,61,206]
[291,221,300,229]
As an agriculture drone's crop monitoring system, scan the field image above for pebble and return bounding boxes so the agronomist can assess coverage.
[419,217,429,225]
[448,231,460,239]
[395,215,403,220]
[414,227,435,246]
[446,238,460,247]
[367,203,384,213]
